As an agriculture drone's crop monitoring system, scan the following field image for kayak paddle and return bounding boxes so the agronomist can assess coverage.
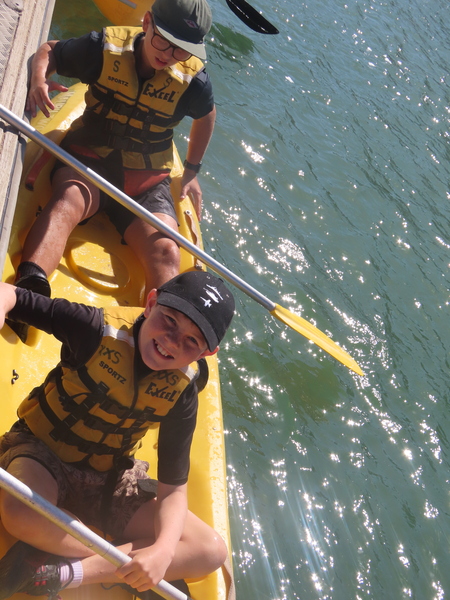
[0,104,363,376]
[225,0,279,34]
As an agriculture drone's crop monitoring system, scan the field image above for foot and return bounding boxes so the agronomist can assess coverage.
[14,272,51,297]
[0,540,72,600]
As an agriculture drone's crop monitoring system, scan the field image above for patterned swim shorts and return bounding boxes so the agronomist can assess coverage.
[0,423,157,540]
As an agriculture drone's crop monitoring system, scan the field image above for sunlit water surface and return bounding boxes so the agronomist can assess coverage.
[52,0,449,597]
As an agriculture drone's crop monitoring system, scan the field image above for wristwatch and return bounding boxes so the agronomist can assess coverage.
[183,159,202,173]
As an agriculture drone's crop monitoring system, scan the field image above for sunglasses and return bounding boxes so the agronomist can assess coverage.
[149,14,192,62]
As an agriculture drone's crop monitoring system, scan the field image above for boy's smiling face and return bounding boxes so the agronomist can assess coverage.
[139,290,217,371]
[139,12,181,73]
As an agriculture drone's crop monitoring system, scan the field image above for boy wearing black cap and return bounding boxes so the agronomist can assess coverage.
[15,0,215,310]
[0,270,235,599]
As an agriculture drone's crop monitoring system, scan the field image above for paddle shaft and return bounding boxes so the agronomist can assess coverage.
[0,468,191,600]
[0,104,274,311]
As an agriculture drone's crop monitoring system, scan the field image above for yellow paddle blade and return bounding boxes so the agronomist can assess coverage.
[271,304,364,376]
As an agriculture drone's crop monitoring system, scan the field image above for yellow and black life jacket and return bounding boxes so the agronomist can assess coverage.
[18,306,204,471]
[68,26,204,172]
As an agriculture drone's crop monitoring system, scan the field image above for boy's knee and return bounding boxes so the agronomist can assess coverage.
[202,531,228,572]
[212,534,228,570]
[155,236,179,262]
[147,238,180,282]
[51,192,90,224]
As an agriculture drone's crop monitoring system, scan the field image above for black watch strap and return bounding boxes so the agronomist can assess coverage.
[183,159,202,173]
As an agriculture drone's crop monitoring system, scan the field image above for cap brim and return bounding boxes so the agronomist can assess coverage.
[157,292,217,350]
[153,15,207,60]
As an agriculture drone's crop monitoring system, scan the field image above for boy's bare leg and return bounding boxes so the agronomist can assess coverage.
[123,214,180,296]
[81,504,227,585]
[20,167,101,278]
[0,457,227,587]
[21,167,179,293]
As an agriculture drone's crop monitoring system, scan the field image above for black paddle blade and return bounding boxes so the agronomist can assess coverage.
[225,0,279,34]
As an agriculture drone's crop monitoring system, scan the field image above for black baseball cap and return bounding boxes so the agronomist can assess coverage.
[157,271,235,350]
[151,0,212,60]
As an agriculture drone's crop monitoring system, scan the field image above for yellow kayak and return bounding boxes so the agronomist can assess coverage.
[92,0,155,26]
[0,82,232,600]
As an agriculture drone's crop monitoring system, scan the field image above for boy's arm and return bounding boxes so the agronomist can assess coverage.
[180,105,216,221]
[0,282,18,329]
[116,482,188,589]
[26,40,69,118]
[7,287,104,367]
[153,481,188,564]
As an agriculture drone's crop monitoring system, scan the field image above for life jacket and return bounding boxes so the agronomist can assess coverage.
[17,306,205,472]
[68,25,205,176]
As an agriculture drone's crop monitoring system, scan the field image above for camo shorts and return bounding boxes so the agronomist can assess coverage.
[0,422,157,540]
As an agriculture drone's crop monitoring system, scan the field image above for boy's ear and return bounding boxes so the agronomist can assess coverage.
[144,289,158,317]
[199,346,219,359]
[142,11,151,32]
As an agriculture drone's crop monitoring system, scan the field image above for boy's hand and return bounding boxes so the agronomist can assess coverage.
[26,79,69,119]
[180,171,203,221]
[116,544,173,592]
[0,282,18,328]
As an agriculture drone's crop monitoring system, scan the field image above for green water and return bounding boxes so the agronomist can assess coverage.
[51,0,449,598]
